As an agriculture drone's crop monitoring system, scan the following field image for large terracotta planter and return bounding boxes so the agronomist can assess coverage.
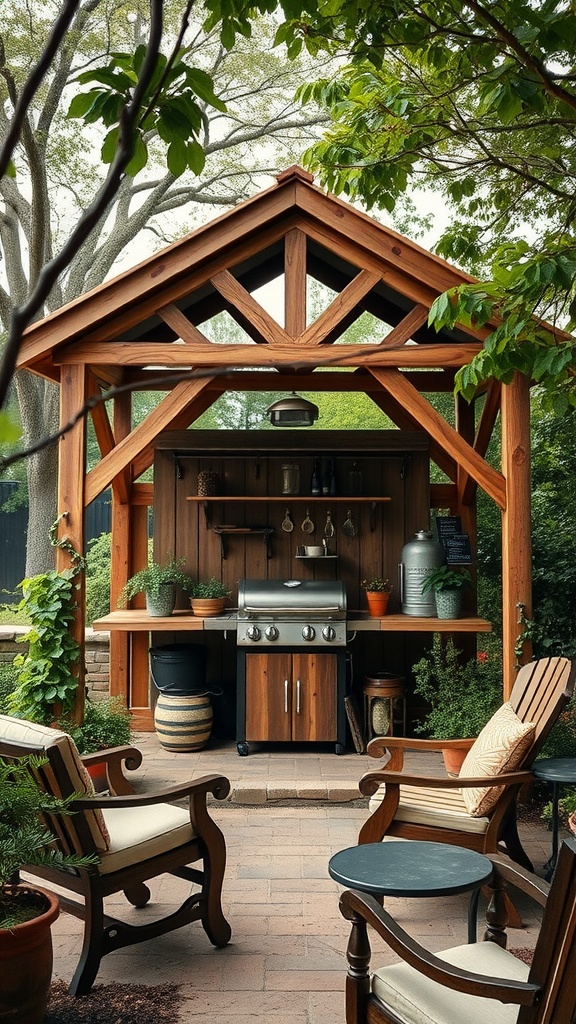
[365,591,390,617]
[0,886,59,1024]
[442,743,471,777]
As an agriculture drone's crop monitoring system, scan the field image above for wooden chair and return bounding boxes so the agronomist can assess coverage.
[340,835,576,1024]
[358,657,576,873]
[0,714,231,996]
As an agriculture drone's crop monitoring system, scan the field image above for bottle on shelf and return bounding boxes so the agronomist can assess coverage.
[311,458,322,496]
[322,458,330,496]
[348,461,362,496]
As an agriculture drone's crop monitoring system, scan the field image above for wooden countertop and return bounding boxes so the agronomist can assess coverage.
[92,610,491,633]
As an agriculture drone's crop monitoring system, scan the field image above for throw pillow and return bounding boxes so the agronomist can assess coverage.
[459,702,535,817]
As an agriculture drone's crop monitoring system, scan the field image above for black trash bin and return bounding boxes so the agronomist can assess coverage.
[149,643,207,695]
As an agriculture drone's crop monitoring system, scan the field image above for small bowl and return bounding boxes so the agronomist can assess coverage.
[303,545,324,557]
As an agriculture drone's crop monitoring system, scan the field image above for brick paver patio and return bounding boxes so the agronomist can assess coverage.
[47,735,555,1023]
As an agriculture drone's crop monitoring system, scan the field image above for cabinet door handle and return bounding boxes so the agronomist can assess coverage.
[284,679,289,714]
[296,679,301,714]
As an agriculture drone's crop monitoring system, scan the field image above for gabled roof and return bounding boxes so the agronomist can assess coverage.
[18,165,485,383]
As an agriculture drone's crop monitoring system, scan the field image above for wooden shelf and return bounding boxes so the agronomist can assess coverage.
[93,610,491,634]
[187,495,391,502]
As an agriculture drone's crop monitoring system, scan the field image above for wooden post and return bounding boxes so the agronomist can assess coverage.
[109,391,132,703]
[57,364,88,723]
[501,372,532,697]
[455,393,477,663]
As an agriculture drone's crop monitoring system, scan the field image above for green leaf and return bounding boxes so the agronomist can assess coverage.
[167,139,188,177]
[125,133,148,177]
[67,91,101,119]
[187,140,206,175]
[101,127,119,165]
[185,68,227,112]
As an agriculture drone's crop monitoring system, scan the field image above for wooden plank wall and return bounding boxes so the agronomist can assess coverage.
[153,432,433,736]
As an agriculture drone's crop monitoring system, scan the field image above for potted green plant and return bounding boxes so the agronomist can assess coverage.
[412,635,501,774]
[0,754,96,1023]
[421,566,472,619]
[361,577,393,617]
[117,557,193,617]
[189,577,232,618]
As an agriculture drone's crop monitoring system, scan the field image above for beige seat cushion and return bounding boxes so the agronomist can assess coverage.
[372,939,529,1024]
[99,804,196,874]
[459,703,535,817]
[368,783,490,835]
[0,713,110,851]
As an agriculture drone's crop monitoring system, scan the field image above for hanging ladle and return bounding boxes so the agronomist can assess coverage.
[301,509,315,534]
[281,509,294,533]
[324,510,335,539]
[342,509,357,538]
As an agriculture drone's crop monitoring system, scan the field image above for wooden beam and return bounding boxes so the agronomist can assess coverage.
[284,227,307,338]
[210,269,292,346]
[460,380,502,506]
[367,388,457,481]
[298,270,381,346]
[55,340,483,370]
[369,367,506,508]
[85,376,216,504]
[157,304,213,345]
[120,368,457,392]
[501,372,532,696]
[431,483,458,511]
[88,375,115,458]
[130,384,224,482]
[376,303,431,350]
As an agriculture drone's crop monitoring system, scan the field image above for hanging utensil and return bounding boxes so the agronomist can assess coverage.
[301,509,315,533]
[324,510,335,539]
[281,509,294,533]
[342,509,356,538]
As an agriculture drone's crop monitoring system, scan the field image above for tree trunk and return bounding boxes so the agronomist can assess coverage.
[14,371,59,576]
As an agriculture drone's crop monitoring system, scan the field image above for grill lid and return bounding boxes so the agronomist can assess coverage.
[238,579,346,619]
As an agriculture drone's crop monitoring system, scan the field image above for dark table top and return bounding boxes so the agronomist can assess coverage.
[531,757,576,784]
[328,841,493,898]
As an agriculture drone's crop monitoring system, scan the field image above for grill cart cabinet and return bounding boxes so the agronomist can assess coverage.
[237,650,347,755]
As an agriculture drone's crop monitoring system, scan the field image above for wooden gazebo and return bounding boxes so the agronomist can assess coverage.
[17,166,532,730]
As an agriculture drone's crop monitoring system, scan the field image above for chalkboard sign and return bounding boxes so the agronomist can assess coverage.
[436,516,473,564]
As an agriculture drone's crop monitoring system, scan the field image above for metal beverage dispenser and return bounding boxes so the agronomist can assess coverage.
[399,529,445,616]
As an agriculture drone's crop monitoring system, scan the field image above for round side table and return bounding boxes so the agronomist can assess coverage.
[363,674,406,743]
[531,757,576,879]
[329,840,493,943]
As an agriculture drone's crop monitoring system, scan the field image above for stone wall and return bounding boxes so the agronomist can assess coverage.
[0,626,111,699]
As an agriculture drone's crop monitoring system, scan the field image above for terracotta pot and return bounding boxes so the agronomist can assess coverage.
[442,743,471,777]
[365,591,390,617]
[0,886,59,1024]
[190,597,226,618]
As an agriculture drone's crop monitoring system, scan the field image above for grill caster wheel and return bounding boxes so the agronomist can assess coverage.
[335,743,345,755]
[237,741,249,756]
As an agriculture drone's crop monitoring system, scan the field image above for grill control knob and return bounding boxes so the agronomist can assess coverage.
[265,625,279,641]
[322,625,336,642]
[246,625,261,642]
[302,624,316,642]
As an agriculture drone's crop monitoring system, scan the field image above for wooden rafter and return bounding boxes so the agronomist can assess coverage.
[157,304,212,345]
[284,227,307,338]
[297,269,381,346]
[461,380,502,505]
[130,383,225,482]
[85,376,216,504]
[210,269,292,346]
[368,366,506,508]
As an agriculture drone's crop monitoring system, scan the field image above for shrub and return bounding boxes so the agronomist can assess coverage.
[85,532,112,624]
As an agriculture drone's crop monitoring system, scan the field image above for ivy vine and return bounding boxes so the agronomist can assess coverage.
[9,514,84,725]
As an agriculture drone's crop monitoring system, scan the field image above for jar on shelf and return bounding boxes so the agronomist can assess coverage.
[282,464,300,495]
[197,468,219,496]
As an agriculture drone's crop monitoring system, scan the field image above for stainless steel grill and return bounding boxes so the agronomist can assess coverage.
[237,578,347,647]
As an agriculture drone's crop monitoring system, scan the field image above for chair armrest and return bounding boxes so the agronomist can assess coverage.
[340,889,540,1006]
[488,853,550,907]
[367,735,475,758]
[73,772,231,809]
[80,745,143,795]
[359,768,534,798]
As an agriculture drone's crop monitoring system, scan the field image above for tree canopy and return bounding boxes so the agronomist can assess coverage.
[203,0,576,410]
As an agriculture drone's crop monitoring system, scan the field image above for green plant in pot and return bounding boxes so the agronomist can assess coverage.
[189,577,231,618]
[361,577,393,617]
[412,635,501,774]
[0,754,96,1022]
[118,557,193,617]
[421,565,472,619]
